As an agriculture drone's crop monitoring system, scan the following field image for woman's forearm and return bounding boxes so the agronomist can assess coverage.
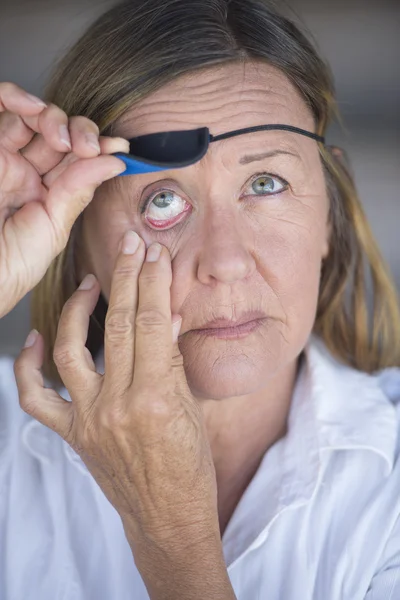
[125,522,237,600]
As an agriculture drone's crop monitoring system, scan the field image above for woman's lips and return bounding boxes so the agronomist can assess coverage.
[191,317,266,339]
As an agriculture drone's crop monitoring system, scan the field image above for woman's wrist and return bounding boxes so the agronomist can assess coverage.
[125,522,236,600]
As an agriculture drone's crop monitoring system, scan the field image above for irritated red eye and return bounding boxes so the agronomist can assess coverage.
[143,191,191,229]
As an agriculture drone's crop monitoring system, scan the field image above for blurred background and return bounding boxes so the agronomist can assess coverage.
[0,0,399,356]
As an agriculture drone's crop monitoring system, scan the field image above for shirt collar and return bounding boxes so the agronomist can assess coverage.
[308,335,398,474]
[279,334,398,511]
[222,336,399,568]
[21,336,399,483]
[279,335,398,505]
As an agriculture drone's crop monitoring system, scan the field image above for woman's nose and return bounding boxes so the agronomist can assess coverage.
[195,211,257,285]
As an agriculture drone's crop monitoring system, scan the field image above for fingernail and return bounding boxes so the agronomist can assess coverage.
[146,243,162,262]
[86,132,100,152]
[172,318,182,344]
[122,230,140,254]
[59,124,72,150]
[110,162,127,177]
[25,93,47,108]
[113,137,130,153]
[78,274,97,290]
[24,329,39,349]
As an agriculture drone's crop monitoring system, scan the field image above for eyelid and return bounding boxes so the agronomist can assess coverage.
[244,171,289,194]
[140,171,289,215]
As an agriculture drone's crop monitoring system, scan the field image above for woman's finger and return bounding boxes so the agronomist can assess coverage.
[20,133,129,178]
[103,231,146,392]
[67,121,130,159]
[19,129,66,176]
[99,136,130,155]
[0,83,128,164]
[20,115,100,175]
[3,155,127,289]
[43,154,126,249]
[13,330,73,438]
[133,243,173,390]
[0,110,41,155]
[67,115,101,157]
[53,274,102,395]
[22,103,72,153]
[0,82,46,113]
[0,82,47,152]
[0,97,71,155]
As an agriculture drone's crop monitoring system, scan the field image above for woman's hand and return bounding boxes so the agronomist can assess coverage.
[0,82,127,318]
[13,232,232,598]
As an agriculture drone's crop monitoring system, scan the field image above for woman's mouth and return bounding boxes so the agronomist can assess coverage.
[191,317,266,340]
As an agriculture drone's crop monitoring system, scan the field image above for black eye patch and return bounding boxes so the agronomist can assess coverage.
[112,124,325,176]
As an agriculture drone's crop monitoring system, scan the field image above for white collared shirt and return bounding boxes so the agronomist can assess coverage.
[1,336,400,599]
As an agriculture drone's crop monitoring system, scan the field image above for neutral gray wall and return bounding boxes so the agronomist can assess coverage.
[0,0,399,356]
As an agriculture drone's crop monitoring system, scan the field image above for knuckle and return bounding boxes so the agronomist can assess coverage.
[7,112,24,131]
[98,406,130,430]
[113,262,140,277]
[0,110,11,128]
[139,270,159,284]
[19,395,38,417]
[1,81,17,97]
[0,113,25,148]
[105,309,134,339]
[53,344,80,370]
[70,115,99,135]
[135,309,167,331]
[0,109,16,127]
[39,102,66,124]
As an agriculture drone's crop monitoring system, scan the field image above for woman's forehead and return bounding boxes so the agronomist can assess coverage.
[113,63,315,140]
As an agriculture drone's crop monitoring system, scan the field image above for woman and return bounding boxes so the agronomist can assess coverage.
[1,0,400,598]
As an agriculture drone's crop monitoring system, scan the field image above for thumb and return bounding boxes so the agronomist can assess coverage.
[13,330,73,439]
[45,155,126,251]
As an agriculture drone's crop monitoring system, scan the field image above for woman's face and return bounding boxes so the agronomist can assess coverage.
[81,61,330,400]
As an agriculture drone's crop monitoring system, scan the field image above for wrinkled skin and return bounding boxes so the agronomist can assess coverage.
[79,61,330,528]
[0,82,127,317]
[9,60,331,539]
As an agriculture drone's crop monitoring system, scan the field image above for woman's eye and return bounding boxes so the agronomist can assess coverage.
[142,191,190,228]
[247,173,288,196]
[141,173,288,230]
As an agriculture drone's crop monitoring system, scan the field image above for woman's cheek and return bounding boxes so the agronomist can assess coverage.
[258,224,323,310]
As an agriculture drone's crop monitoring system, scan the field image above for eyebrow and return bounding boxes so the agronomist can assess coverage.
[239,149,302,165]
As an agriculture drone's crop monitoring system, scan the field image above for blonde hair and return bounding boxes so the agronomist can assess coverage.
[31,0,400,387]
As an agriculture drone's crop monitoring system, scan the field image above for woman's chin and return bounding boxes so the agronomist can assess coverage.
[177,322,299,400]
[182,352,283,401]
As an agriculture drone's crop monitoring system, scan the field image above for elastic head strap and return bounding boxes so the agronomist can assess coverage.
[210,124,325,144]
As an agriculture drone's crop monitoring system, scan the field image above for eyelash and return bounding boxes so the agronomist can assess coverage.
[139,171,289,218]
